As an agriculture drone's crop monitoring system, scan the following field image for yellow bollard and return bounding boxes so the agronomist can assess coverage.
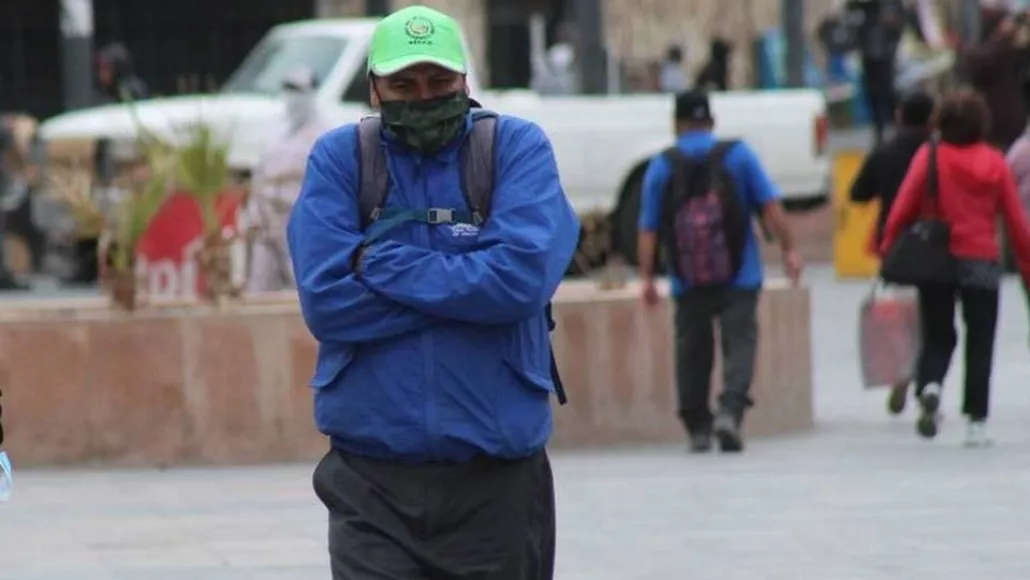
[832,149,882,279]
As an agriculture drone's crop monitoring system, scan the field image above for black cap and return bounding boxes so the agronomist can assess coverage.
[675,90,712,122]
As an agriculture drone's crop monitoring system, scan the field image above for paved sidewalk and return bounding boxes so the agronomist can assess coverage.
[3,267,1030,580]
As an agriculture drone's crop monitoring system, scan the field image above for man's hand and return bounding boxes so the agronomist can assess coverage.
[641,279,660,307]
[784,249,803,286]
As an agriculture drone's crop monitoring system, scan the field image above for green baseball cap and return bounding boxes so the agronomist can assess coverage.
[367,5,468,77]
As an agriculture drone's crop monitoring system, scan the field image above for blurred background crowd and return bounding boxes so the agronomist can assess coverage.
[0,0,1025,292]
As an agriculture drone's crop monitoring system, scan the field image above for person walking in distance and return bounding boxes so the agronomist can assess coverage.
[880,89,1030,447]
[287,6,579,579]
[637,91,802,453]
[1004,74,1030,335]
[845,0,908,146]
[850,90,935,414]
[246,67,332,293]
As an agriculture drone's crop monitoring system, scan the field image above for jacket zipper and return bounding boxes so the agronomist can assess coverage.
[415,158,441,461]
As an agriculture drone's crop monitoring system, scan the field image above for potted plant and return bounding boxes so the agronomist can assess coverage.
[172,123,241,304]
[102,161,169,310]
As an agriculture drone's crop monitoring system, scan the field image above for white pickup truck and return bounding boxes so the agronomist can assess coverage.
[38,17,830,263]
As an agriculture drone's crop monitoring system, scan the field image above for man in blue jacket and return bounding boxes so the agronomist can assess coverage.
[287,6,579,579]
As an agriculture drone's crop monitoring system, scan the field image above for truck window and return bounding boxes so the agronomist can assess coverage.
[341,54,371,105]
[222,35,348,95]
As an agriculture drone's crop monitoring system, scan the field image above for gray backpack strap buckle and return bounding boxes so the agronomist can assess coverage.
[459,110,499,226]
[356,116,390,229]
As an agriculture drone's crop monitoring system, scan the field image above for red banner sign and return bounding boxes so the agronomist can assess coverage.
[134,189,244,299]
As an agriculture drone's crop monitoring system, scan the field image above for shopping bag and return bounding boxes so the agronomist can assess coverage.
[858,283,920,388]
[0,451,11,502]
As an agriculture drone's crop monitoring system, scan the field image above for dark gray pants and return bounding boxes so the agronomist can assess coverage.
[674,288,760,433]
[313,448,556,580]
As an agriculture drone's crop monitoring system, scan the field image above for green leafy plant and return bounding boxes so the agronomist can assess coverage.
[174,123,231,234]
[109,166,168,273]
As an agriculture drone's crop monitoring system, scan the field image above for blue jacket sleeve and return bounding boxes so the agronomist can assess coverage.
[360,118,581,325]
[638,154,671,233]
[287,127,436,343]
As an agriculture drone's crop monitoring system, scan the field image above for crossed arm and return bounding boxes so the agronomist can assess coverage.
[287,120,581,343]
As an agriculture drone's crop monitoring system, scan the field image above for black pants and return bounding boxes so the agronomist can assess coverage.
[1023,279,1030,330]
[915,285,999,421]
[313,448,556,580]
[674,288,759,433]
[862,58,895,147]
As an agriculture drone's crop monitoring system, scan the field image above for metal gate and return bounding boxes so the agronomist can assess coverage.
[92,0,316,98]
[0,1,63,118]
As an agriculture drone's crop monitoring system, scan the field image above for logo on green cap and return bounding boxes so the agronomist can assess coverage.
[405,16,435,44]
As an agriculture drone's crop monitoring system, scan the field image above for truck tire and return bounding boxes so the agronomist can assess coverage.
[611,172,643,267]
[610,171,664,273]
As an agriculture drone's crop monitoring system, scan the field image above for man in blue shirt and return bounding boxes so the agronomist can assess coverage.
[287,6,579,579]
[637,91,802,454]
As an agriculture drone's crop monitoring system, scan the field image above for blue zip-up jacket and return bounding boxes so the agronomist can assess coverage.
[287,113,580,464]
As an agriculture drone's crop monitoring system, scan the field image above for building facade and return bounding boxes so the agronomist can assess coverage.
[318,0,838,89]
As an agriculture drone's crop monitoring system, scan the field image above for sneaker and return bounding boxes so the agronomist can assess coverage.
[887,379,910,415]
[964,421,992,448]
[713,412,744,453]
[916,383,942,439]
[688,429,713,453]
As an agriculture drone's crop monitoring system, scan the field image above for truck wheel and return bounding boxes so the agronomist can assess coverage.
[611,172,664,273]
[611,173,643,267]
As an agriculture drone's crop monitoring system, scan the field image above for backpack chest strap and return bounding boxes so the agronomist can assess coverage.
[364,206,480,244]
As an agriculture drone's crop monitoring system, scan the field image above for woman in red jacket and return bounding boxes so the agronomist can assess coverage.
[881,89,1030,447]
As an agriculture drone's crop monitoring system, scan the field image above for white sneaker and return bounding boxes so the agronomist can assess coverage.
[964,421,993,448]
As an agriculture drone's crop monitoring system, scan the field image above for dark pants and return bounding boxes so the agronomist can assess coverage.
[862,58,895,147]
[674,288,760,433]
[1024,279,1030,328]
[915,285,999,421]
[313,448,556,580]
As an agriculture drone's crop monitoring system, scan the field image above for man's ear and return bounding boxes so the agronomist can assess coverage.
[368,75,381,108]
[462,76,471,96]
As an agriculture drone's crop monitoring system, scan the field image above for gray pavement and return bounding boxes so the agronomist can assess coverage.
[3,265,1030,579]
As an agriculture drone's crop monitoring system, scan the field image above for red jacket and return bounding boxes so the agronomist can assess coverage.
[880,141,1030,283]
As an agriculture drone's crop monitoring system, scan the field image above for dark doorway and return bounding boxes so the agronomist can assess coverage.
[92,0,316,98]
[485,0,569,89]
[0,1,63,118]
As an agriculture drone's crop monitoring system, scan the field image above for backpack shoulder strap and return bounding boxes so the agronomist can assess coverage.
[459,109,499,225]
[708,139,739,166]
[356,116,390,230]
[661,145,688,166]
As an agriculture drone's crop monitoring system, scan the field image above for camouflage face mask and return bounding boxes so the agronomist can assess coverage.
[379,91,470,154]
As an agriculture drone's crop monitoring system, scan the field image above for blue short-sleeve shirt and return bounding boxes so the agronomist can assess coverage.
[638,130,782,296]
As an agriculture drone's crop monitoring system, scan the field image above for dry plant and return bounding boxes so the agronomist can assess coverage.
[44,162,107,240]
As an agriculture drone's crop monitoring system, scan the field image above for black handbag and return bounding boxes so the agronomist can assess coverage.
[880,138,956,286]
